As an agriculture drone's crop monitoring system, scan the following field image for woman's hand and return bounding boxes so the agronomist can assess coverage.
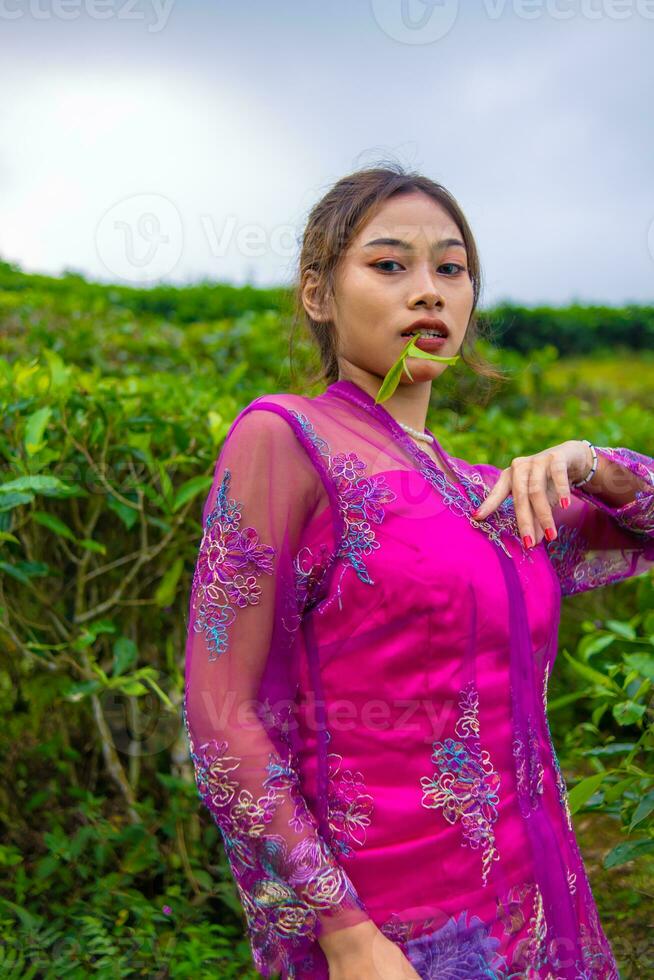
[470,439,594,548]
[319,920,421,979]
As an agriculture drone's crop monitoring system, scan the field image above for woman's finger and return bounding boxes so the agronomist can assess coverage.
[510,457,536,547]
[527,457,557,542]
[471,467,511,521]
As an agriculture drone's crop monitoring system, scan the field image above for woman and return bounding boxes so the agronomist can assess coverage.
[182,166,654,979]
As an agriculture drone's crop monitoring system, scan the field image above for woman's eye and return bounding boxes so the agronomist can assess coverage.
[439,263,466,275]
[373,260,403,272]
[373,260,467,275]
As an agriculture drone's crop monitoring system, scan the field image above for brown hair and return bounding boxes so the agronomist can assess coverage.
[288,161,507,396]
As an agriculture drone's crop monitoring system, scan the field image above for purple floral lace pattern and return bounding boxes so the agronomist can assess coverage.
[191,467,277,661]
[385,878,619,979]
[181,692,366,976]
[325,752,375,858]
[545,445,654,596]
[288,410,398,593]
[419,681,501,888]
[512,715,545,818]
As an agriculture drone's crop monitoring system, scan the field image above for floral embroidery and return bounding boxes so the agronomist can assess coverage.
[512,715,545,817]
[380,876,619,979]
[542,668,573,832]
[545,523,636,597]
[182,691,366,976]
[406,909,509,979]
[288,410,397,590]
[327,379,527,559]
[567,867,577,896]
[420,681,501,887]
[325,752,375,858]
[293,542,333,616]
[574,446,654,536]
[191,468,276,661]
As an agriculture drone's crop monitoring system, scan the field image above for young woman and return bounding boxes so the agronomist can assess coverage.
[182,166,654,979]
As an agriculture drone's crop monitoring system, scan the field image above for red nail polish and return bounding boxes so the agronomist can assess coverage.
[522,535,533,549]
[560,497,570,509]
[544,527,557,541]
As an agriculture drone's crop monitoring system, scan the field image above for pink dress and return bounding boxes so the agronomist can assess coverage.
[183,378,654,979]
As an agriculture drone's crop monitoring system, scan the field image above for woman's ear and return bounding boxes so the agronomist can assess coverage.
[301,270,332,324]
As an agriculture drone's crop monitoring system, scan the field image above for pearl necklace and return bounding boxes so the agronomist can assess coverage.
[398,421,435,444]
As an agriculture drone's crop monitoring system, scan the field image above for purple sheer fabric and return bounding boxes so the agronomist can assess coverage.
[183,378,654,979]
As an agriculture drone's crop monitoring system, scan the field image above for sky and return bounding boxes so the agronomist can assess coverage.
[0,0,653,307]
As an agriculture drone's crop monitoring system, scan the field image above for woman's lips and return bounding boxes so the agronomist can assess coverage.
[404,334,447,352]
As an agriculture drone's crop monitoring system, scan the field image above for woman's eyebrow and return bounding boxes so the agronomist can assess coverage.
[362,236,466,252]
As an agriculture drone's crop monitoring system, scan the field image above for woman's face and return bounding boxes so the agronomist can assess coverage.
[320,190,475,390]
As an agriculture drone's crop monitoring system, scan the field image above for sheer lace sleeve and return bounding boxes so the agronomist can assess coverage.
[182,403,370,977]
[543,446,654,596]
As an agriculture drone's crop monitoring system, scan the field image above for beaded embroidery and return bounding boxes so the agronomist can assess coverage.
[419,681,501,887]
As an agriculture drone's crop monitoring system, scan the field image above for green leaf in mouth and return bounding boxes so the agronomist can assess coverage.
[374,334,460,404]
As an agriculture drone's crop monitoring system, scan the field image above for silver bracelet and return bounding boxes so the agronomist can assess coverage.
[570,439,598,488]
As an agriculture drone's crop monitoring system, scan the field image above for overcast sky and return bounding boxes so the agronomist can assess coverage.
[1,0,653,306]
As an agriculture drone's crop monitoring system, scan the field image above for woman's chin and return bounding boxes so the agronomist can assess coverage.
[401,358,449,383]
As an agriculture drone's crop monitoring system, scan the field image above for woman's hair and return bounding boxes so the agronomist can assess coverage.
[289,161,506,393]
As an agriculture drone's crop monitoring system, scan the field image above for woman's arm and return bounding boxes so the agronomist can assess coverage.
[545,445,654,596]
[183,406,371,978]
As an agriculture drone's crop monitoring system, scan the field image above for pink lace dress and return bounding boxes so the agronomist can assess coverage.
[183,378,654,979]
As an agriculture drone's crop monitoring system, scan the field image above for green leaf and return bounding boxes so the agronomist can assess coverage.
[23,406,52,455]
[0,475,67,495]
[79,538,106,555]
[118,679,149,696]
[63,679,103,702]
[0,532,20,545]
[567,772,606,814]
[172,475,213,513]
[605,619,637,640]
[32,510,76,542]
[612,700,646,726]
[154,557,184,607]
[623,652,654,683]
[603,776,636,804]
[603,838,654,869]
[374,336,460,404]
[562,650,622,692]
[0,491,34,512]
[578,633,615,660]
[106,494,139,530]
[374,351,407,402]
[112,637,138,676]
[629,789,654,831]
